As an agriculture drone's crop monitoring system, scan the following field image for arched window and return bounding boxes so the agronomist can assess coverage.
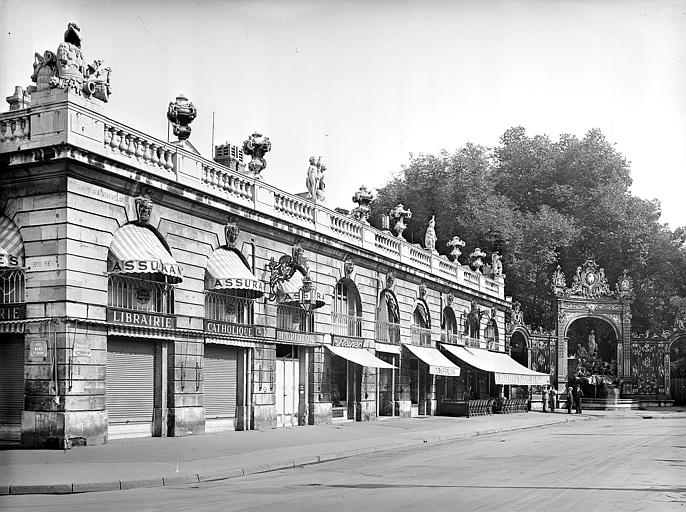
[333,279,362,337]
[411,302,431,346]
[107,223,181,316]
[442,307,458,344]
[377,290,400,344]
[485,319,498,350]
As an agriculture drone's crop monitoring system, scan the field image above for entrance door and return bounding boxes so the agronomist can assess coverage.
[276,358,299,427]
[204,344,238,431]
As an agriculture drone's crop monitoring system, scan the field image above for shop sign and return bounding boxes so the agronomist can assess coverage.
[332,336,364,349]
[204,319,273,338]
[212,278,264,292]
[107,308,175,329]
[276,329,321,345]
[429,365,460,377]
[0,304,25,321]
[0,254,21,267]
[72,338,91,358]
[30,339,47,359]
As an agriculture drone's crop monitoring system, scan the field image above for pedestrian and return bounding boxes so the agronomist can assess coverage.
[573,384,584,414]
[566,385,574,414]
[549,386,557,412]
[542,385,549,412]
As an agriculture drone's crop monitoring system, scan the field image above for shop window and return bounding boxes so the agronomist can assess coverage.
[277,304,314,332]
[107,273,174,315]
[330,355,348,406]
[0,269,24,305]
[205,290,254,324]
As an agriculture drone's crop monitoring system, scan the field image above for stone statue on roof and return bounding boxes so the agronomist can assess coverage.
[424,215,438,254]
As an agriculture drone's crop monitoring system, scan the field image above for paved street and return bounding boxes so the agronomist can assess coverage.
[2,415,684,511]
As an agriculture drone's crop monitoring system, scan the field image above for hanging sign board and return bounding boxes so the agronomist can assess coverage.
[331,336,364,349]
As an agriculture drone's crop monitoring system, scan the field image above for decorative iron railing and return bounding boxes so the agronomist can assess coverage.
[277,303,315,332]
[331,311,363,337]
[0,269,25,304]
[410,325,432,347]
[375,320,401,345]
[204,290,255,324]
[107,274,174,314]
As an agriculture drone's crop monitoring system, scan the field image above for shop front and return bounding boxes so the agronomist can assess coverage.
[441,344,550,416]
[106,201,183,439]
[204,232,268,432]
[403,344,461,416]
[327,336,394,422]
[0,216,26,442]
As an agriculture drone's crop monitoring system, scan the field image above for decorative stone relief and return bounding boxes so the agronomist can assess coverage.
[224,221,239,248]
[511,301,524,325]
[167,94,197,141]
[242,132,272,178]
[29,23,111,102]
[551,265,566,294]
[446,236,465,263]
[265,242,309,301]
[343,255,354,278]
[424,215,438,254]
[385,270,395,290]
[135,195,153,224]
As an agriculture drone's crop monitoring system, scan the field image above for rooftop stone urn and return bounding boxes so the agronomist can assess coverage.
[167,94,197,141]
[446,235,466,263]
[242,132,272,178]
[389,204,412,240]
[351,186,375,224]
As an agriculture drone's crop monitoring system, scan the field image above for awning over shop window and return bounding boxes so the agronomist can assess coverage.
[442,344,550,386]
[404,345,461,377]
[326,344,396,369]
[108,224,183,283]
[0,216,24,268]
[277,271,325,309]
[206,248,264,299]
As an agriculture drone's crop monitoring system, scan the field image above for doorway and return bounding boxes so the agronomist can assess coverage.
[275,345,299,427]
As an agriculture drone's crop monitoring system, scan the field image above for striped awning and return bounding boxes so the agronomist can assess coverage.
[277,271,325,309]
[206,248,264,299]
[0,321,25,334]
[0,216,24,268]
[442,344,550,386]
[108,224,183,283]
[326,344,396,369]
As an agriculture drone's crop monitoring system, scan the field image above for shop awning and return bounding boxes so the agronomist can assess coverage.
[206,248,264,299]
[108,224,183,283]
[442,344,550,386]
[404,345,460,377]
[277,271,325,309]
[326,345,395,369]
[0,216,24,268]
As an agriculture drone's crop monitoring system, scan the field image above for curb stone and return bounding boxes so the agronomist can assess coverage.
[3,415,591,496]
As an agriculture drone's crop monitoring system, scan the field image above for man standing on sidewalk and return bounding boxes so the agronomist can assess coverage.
[573,384,584,414]
[542,386,550,412]
[566,385,574,414]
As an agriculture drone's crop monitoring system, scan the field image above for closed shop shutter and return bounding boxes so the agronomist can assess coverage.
[0,335,24,426]
[106,339,155,423]
[204,345,238,418]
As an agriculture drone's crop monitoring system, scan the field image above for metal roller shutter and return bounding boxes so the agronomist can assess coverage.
[204,345,238,418]
[106,339,155,423]
[0,336,24,426]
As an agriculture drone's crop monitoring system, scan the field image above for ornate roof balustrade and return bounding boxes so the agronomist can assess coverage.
[0,95,505,300]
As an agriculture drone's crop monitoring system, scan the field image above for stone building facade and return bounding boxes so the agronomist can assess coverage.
[0,25,546,448]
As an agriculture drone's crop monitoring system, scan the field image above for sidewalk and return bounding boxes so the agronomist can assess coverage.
[0,411,605,495]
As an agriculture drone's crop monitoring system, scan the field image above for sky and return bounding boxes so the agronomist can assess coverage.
[2,0,685,228]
